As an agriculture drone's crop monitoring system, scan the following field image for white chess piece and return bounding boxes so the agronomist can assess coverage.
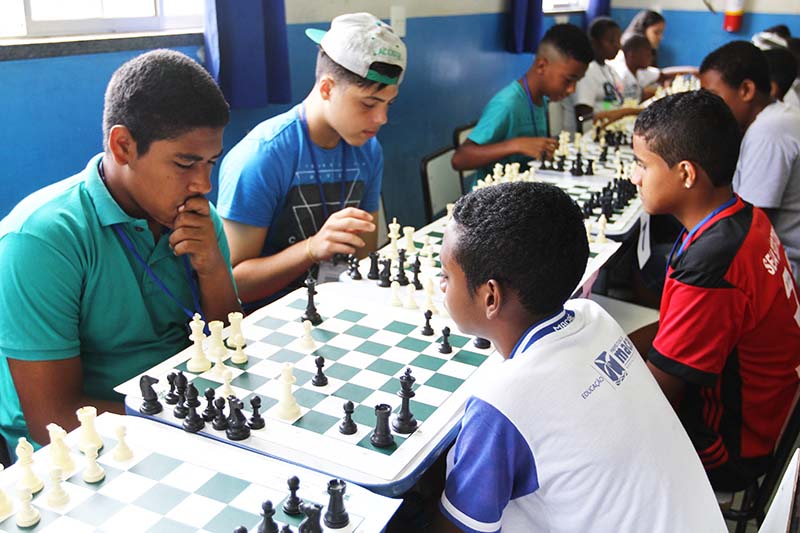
[445,203,456,221]
[390,281,402,307]
[14,488,39,528]
[404,284,418,310]
[187,313,211,373]
[275,363,301,420]
[81,444,105,484]
[76,406,103,456]
[424,278,438,315]
[0,465,12,517]
[596,214,608,243]
[228,311,248,364]
[16,438,43,495]
[111,426,133,462]
[220,369,235,398]
[585,219,594,244]
[208,320,228,375]
[47,423,74,474]
[403,226,415,251]
[299,320,316,351]
[46,468,69,507]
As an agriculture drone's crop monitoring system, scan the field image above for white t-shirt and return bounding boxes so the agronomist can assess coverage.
[783,78,800,109]
[609,54,659,102]
[574,60,625,111]
[734,100,800,279]
[440,299,726,533]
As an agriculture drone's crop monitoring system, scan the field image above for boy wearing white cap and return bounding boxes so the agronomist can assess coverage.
[218,13,406,309]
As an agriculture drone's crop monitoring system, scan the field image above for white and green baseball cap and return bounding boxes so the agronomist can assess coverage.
[306,12,406,85]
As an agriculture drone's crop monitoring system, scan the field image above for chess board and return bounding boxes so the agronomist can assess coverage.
[117,282,502,496]
[532,142,635,179]
[0,413,399,532]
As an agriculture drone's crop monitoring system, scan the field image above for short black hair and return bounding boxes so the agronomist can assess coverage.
[765,47,798,99]
[700,41,771,94]
[622,33,652,54]
[315,50,402,92]
[634,90,741,187]
[589,17,620,41]
[538,23,593,65]
[765,25,791,40]
[451,182,588,316]
[103,49,229,156]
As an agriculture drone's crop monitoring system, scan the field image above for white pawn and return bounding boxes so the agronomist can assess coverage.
[424,278,438,315]
[596,214,608,243]
[81,444,105,484]
[46,468,69,507]
[275,363,300,420]
[403,226,415,251]
[299,320,316,351]
[585,218,594,244]
[187,313,211,373]
[0,465,11,518]
[446,203,455,221]
[111,425,133,462]
[15,488,39,528]
[404,284,418,310]
[47,423,74,474]
[76,406,103,455]
[16,438,43,495]
[388,217,401,240]
[228,311,247,364]
[220,369,235,398]
[390,281,402,307]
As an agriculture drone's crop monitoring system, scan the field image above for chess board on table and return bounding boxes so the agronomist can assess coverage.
[117,282,502,496]
[531,141,635,179]
[0,413,399,532]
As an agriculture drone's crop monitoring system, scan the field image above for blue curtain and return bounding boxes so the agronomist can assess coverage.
[509,0,544,53]
[584,0,612,28]
[204,0,291,108]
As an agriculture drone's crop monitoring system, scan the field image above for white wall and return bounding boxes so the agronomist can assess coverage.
[284,0,506,24]
[612,0,800,14]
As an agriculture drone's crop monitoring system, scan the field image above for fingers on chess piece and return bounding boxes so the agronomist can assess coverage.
[139,374,163,415]
[283,475,303,516]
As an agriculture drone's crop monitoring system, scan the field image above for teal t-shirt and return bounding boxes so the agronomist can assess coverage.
[468,80,549,182]
[0,154,233,456]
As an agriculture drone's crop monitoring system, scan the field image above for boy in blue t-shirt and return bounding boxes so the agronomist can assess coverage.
[218,13,406,309]
[451,24,592,182]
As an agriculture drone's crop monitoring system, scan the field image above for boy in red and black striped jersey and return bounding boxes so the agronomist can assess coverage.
[631,89,800,491]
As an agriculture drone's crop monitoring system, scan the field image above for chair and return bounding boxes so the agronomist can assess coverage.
[724,390,800,532]
[452,121,477,195]
[420,146,462,223]
[758,448,800,532]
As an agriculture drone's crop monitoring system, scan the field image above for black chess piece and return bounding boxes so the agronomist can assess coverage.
[234,527,248,533]
[298,502,323,533]
[226,397,251,441]
[139,375,163,415]
[410,255,423,290]
[347,255,362,280]
[392,368,418,434]
[280,527,292,533]
[164,372,179,405]
[257,500,279,533]
[173,371,189,418]
[473,337,491,349]
[367,251,380,280]
[311,356,328,387]
[439,327,453,354]
[212,396,229,430]
[421,310,434,336]
[182,383,205,433]
[301,277,322,326]
[283,476,303,516]
[585,159,594,176]
[248,396,265,430]
[339,401,357,435]
[202,388,218,422]
[370,404,395,448]
[394,249,409,286]
[377,258,392,288]
[323,479,350,529]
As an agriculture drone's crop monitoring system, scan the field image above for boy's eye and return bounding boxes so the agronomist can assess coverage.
[175,162,193,169]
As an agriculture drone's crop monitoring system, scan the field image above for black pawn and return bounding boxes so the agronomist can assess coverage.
[473,337,491,349]
[248,396,265,430]
[392,368,418,434]
[234,528,248,533]
[258,500,279,533]
[377,258,392,287]
[323,479,349,529]
[339,401,357,435]
[173,371,189,418]
[226,397,251,441]
[311,356,328,387]
[139,375,163,415]
[421,310,434,336]
[301,277,322,326]
[367,251,380,280]
[394,249,409,286]
[280,527,293,533]
[411,256,423,290]
[164,372,179,405]
[202,388,218,422]
[370,404,395,448]
[439,327,452,354]
[298,502,323,533]
[182,383,205,433]
[347,255,362,280]
[283,476,303,516]
[212,396,229,430]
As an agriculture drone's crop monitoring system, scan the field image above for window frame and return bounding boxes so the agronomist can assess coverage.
[542,0,590,15]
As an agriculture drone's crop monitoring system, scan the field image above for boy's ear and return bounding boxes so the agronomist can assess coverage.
[484,280,502,320]
[318,74,335,101]
[738,79,758,102]
[677,160,698,189]
[107,125,137,166]
[533,55,549,74]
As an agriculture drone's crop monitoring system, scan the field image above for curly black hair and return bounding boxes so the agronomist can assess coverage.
[764,47,798,99]
[700,41,771,95]
[451,182,589,316]
[103,49,229,156]
[539,23,594,65]
[634,90,741,187]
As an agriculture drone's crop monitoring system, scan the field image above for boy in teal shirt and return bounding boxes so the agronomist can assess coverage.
[0,50,240,463]
[452,24,593,181]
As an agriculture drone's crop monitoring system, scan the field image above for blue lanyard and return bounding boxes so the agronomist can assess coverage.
[299,104,349,221]
[522,76,550,137]
[99,162,205,324]
[667,196,738,270]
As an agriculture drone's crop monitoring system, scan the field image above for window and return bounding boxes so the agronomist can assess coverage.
[0,0,203,39]
[543,0,590,14]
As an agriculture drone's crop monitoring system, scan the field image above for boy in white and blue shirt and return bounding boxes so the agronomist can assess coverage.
[435,182,726,532]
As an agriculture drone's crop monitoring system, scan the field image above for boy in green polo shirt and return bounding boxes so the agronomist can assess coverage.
[451,24,593,182]
[0,50,240,463]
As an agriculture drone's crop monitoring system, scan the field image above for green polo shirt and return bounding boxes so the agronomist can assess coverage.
[469,80,549,183]
[0,154,233,455]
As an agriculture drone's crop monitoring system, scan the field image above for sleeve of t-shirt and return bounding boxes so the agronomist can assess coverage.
[0,233,82,360]
[209,203,236,289]
[735,126,795,209]
[649,279,748,386]
[359,140,383,213]
[637,66,660,87]
[439,397,539,533]
[574,64,600,108]
[468,90,514,146]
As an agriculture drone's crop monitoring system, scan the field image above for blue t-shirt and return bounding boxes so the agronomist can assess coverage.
[217,104,383,258]
[468,80,549,182]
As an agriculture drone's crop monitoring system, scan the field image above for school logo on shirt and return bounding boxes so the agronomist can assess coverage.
[592,336,635,387]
